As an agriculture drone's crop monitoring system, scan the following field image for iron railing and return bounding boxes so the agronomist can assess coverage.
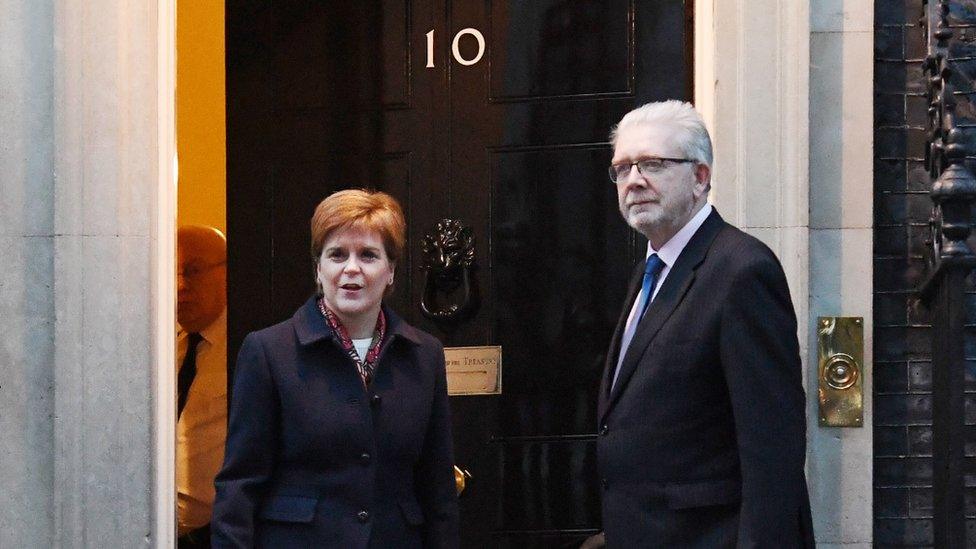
[920,1,976,546]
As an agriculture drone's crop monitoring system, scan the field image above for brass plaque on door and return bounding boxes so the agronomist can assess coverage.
[444,346,502,395]
[817,317,863,427]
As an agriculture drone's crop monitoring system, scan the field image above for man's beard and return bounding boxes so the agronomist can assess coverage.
[624,194,695,237]
[626,205,665,233]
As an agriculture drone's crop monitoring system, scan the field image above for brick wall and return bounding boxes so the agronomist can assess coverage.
[874,1,976,545]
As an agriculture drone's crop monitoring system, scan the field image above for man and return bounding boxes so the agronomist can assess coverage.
[594,101,813,547]
[176,225,228,548]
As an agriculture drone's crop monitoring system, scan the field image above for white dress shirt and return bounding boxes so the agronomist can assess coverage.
[611,203,713,389]
[176,308,228,534]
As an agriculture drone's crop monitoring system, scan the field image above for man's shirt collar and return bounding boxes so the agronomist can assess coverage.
[646,203,713,266]
[179,307,227,346]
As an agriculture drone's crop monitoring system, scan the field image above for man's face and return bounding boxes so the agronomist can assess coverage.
[177,231,227,332]
[612,123,706,237]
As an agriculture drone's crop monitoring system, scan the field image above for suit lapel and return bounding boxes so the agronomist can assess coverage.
[600,210,727,421]
[605,258,696,409]
[598,262,645,417]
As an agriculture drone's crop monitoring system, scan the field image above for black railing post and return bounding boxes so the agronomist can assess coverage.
[920,2,976,547]
[928,270,968,548]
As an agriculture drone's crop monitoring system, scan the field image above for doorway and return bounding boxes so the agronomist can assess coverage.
[175,0,228,542]
[226,2,693,546]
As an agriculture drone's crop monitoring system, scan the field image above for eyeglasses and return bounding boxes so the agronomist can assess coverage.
[608,157,695,183]
[177,261,226,279]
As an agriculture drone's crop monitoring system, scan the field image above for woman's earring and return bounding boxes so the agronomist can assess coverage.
[388,276,395,286]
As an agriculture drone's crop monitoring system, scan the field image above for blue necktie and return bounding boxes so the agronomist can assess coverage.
[636,254,666,320]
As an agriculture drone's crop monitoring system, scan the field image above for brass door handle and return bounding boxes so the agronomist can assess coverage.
[453,465,472,496]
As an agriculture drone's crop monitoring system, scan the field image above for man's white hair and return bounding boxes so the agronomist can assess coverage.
[610,100,713,167]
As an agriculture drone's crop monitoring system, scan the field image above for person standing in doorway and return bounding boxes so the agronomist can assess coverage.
[211,189,458,548]
[594,101,814,547]
[177,225,228,548]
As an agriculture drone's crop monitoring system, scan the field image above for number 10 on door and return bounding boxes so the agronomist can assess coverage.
[426,28,486,68]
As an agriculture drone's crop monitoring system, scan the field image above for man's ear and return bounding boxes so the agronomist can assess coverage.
[694,163,711,197]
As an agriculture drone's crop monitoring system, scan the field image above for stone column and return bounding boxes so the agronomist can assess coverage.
[807,3,874,547]
[697,0,875,546]
[0,1,56,547]
[0,0,169,546]
[51,0,169,544]
[696,0,811,350]
[51,0,161,544]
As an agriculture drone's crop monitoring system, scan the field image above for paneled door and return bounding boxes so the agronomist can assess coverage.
[227,1,691,546]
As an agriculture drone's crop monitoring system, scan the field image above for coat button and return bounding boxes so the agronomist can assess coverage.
[371,394,382,407]
[357,510,370,523]
[360,452,371,465]
[599,424,609,436]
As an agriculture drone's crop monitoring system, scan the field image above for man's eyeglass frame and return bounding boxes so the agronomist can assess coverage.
[177,261,227,279]
[608,157,696,183]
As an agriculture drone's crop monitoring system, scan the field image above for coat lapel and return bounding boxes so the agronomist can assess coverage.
[600,210,727,421]
[381,306,423,347]
[293,296,333,346]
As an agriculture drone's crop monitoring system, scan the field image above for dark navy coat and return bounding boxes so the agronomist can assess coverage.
[597,210,814,548]
[211,297,459,548]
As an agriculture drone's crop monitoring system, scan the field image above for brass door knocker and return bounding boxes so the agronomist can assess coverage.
[420,219,477,326]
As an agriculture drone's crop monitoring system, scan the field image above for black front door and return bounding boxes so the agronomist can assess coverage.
[227,2,691,546]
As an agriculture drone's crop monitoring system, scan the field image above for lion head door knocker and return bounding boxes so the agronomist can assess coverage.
[420,219,478,327]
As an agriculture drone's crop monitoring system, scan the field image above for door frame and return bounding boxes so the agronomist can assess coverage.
[150,1,814,546]
[153,0,177,546]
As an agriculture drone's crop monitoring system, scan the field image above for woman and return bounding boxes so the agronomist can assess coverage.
[211,189,459,548]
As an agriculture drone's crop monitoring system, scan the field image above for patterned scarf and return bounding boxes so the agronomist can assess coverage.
[317,297,386,386]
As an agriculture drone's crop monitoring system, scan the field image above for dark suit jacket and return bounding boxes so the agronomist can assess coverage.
[597,209,814,548]
[211,297,459,548]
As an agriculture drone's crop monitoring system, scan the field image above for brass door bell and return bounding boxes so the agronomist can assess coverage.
[817,317,864,427]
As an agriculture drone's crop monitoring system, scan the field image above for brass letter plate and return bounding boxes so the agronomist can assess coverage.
[444,346,502,395]
[817,317,863,427]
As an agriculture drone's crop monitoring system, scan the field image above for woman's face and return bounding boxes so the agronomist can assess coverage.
[317,227,394,325]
